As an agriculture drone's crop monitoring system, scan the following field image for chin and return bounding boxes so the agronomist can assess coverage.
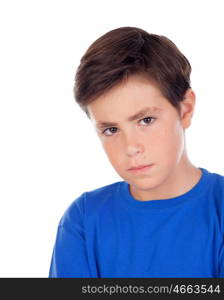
[128,176,160,191]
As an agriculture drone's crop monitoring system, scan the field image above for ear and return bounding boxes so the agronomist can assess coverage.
[179,89,196,129]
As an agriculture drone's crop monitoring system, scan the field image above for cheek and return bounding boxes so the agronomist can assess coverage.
[158,121,184,159]
[102,142,122,165]
[103,141,130,174]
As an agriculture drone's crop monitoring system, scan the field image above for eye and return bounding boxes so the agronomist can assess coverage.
[139,116,156,126]
[102,127,118,136]
[101,117,156,137]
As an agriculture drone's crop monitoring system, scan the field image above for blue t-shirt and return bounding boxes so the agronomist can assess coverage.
[49,167,224,278]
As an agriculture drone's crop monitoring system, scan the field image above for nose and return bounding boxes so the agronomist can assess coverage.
[124,133,144,157]
[127,145,144,157]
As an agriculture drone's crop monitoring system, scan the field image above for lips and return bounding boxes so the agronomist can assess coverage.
[128,164,153,171]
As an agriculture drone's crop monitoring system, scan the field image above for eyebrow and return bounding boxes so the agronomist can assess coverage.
[96,106,162,129]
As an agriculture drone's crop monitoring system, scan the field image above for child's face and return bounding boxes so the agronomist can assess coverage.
[87,74,195,197]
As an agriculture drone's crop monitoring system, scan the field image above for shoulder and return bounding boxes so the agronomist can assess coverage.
[206,169,224,228]
[203,168,224,202]
[59,181,122,228]
[209,169,224,196]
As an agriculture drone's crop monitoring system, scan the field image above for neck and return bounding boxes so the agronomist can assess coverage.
[129,152,202,201]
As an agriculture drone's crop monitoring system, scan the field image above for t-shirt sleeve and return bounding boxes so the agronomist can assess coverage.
[219,244,224,278]
[218,176,224,278]
[49,193,91,278]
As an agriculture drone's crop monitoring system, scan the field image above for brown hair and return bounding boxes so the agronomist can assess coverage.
[73,26,191,117]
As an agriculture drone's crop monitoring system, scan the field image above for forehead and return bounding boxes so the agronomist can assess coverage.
[87,74,171,120]
[95,106,163,129]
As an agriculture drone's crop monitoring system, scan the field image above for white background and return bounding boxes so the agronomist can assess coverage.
[0,0,223,277]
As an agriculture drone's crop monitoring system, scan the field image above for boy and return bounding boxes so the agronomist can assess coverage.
[49,27,224,278]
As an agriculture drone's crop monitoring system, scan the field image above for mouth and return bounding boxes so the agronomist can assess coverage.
[127,164,154,173]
